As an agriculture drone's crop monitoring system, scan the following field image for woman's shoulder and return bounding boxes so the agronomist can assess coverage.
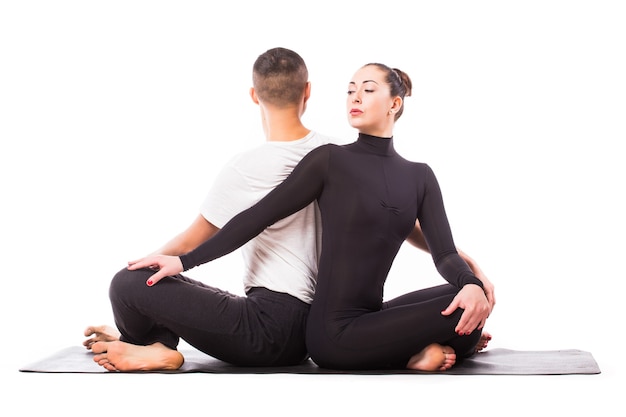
[307,142,342,155]
[395,153,430,169]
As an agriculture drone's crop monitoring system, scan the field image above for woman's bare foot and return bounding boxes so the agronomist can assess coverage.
[406,343,456,372]
[83,325,121,349]
[91,341,184,372]
[475,331,492,353]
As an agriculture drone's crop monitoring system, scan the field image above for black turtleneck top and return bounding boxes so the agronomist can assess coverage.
[180,133,483,368]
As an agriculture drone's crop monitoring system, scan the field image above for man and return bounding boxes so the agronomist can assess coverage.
[85,47,494,371]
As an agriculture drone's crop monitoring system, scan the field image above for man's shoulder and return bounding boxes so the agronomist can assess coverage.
[224,132,343,167]
[310,131,342,146]
[231,142,273,159]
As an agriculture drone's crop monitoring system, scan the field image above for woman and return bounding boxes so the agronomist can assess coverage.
[132,63,492,371]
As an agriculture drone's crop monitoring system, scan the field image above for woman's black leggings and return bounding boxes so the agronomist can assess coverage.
[306,284,482,370]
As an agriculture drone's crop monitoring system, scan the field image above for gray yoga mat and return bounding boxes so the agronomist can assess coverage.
[19,346,600,375]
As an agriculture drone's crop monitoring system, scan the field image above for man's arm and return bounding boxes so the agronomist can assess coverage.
[406,220,496,311]
[150,214,220,256]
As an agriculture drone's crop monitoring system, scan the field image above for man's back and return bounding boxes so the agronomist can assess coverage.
[201,131,334,303]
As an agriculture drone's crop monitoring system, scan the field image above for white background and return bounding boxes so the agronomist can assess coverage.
[1,1,624,415]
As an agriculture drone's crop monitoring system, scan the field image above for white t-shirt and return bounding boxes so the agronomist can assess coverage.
[200,131,336,304]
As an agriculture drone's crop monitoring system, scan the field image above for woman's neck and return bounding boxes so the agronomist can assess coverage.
[358,130,393,139]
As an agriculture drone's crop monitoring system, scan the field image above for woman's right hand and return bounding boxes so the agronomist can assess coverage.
[127,255,183,286]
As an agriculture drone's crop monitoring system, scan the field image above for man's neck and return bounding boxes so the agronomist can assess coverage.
[263,109,310,142]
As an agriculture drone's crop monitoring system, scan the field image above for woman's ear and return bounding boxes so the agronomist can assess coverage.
[391,96,403,112]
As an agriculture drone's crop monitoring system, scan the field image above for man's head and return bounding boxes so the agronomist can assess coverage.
[252,47,309,108]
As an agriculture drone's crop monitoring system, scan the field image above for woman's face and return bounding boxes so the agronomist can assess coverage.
[346,65,396,137]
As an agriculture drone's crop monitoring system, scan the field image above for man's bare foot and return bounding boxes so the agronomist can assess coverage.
[91,341,184,372]
[83,325,121,349]
[406,343,456,372]
[475,331,492,353]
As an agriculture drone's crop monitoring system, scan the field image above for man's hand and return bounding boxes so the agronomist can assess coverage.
[456,248,496,312]
[473,271,496,313]
[127,255,184,286]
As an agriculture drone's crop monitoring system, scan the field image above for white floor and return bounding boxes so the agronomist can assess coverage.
[5,335,622,416]
[6,352,620,416]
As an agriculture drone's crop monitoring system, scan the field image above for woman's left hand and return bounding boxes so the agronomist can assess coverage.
[127,255,184,286]
[441,284,491,335]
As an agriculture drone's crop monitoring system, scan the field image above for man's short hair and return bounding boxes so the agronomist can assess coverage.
[253,47,308,108]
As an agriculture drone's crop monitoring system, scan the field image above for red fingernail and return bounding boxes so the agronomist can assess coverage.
[147,280,153,286]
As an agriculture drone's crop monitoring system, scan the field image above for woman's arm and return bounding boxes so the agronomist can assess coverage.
[406,220,495,310]
[416,164,491,334]
[128,145,330,285]
[417,165,482,289]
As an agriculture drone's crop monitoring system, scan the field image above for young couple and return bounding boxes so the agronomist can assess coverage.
[84,47,495,372]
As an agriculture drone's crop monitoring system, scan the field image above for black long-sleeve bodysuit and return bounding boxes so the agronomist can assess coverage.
[181,134,484,370]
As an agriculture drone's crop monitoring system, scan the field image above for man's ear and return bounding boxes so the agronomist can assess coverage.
[250,87,260,104]
[303,82,311,104]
